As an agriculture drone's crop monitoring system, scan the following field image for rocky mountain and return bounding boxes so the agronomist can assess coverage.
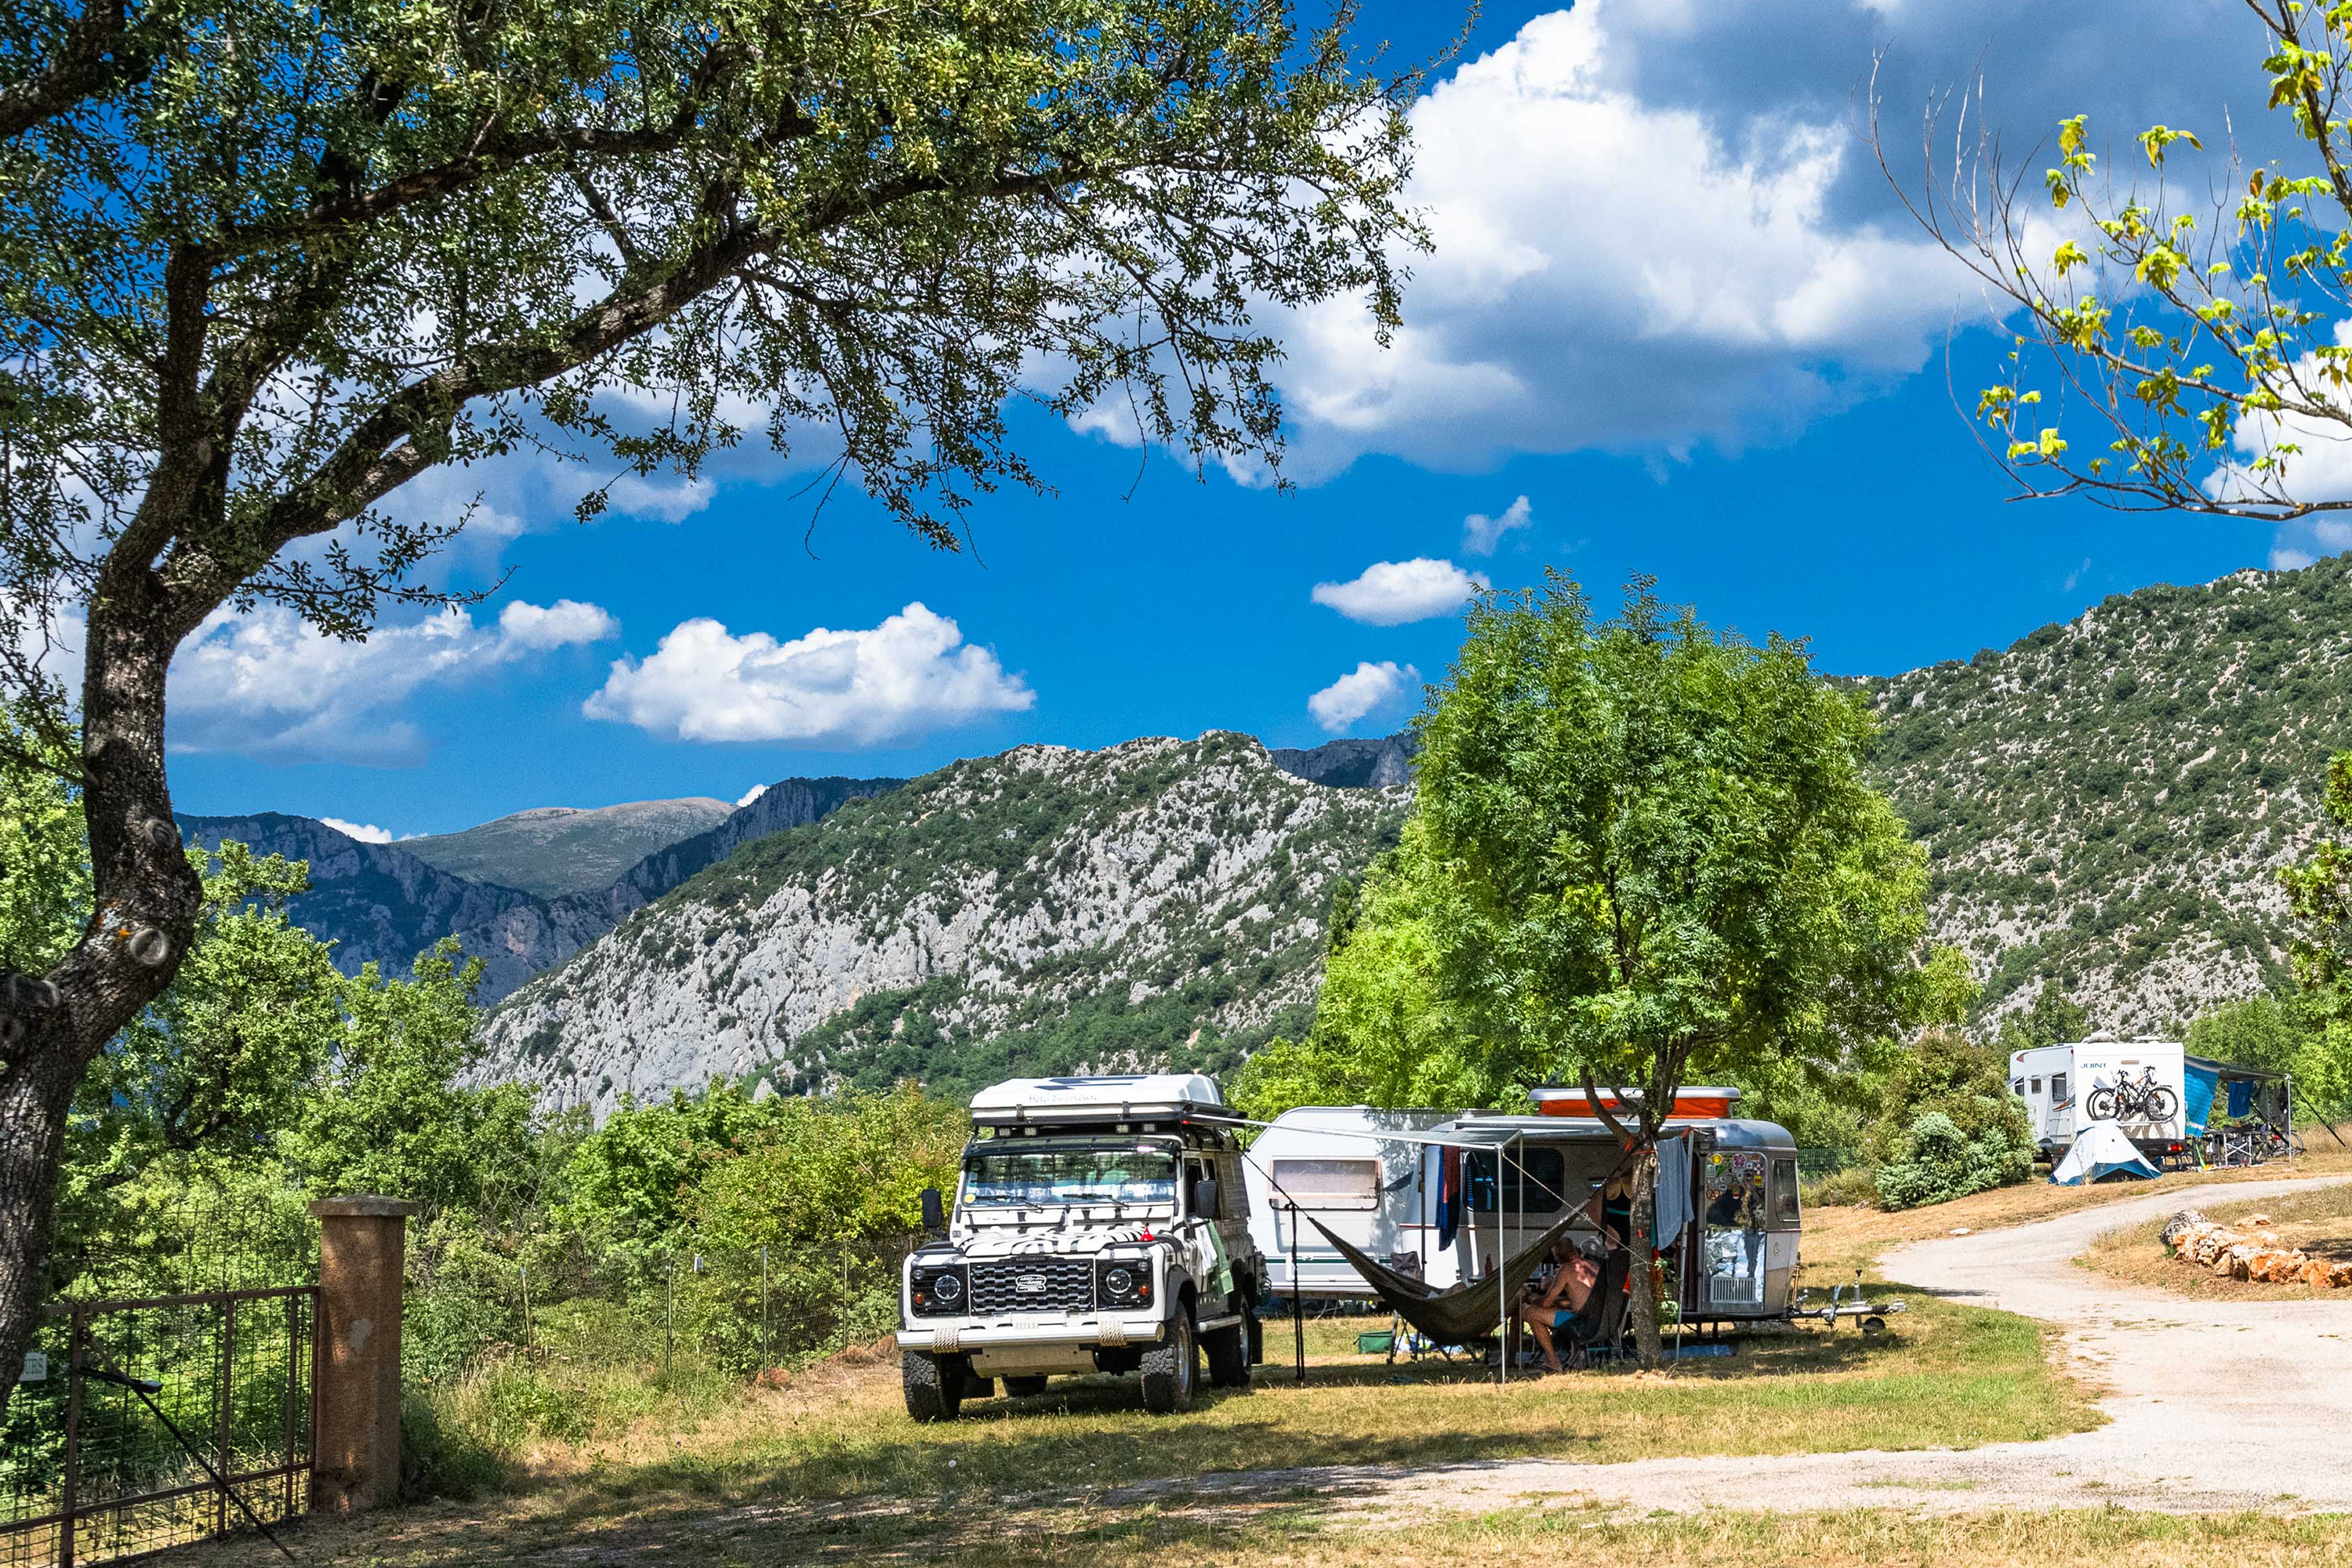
[568,776,904,927]
[476,555,2352,1109]
[176,814,611,1000]
[1271,733,1417,788]
[183,772,898,1003]
[401,798,735,898]
[481,733,1407,1116]
[1862,554,2352,1033]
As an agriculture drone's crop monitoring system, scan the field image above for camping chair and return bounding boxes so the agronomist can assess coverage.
[1559,1250,1632,1367]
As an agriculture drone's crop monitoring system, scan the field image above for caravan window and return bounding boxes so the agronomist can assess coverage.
[1466,1148,1567,1214]
[1771,1159,1800,1224]
[2051,1073,2069,1102]
[2030,1076,2042,1094]
[2012,1079,2025,1095]
[1269,1157,1380,1210]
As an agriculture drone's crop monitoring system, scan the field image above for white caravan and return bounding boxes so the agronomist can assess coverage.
[1243,1098,1805,1327]
[1243,1106,1454,1300]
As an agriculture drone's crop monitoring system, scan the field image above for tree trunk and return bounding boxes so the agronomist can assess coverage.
[0,592,202,1425]
[1628,1145,1664,1369]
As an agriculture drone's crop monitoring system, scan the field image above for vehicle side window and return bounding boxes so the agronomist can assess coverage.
[2012,1079,2025,1094]
[1771,1159,1799,1225]
[2051,1073,2068,1102]
[1466,1149,1567,1214]
[1217,1149,1249,1218]
[1270,1156,1380,1210]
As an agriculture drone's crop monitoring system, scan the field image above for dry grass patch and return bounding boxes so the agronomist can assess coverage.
[1799,1142,2352,1277]
[2082,1180,2352,1301]
[190,1498,2352,1566]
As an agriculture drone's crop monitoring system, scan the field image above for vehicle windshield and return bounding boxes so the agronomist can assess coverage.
[961,1145,1178,1209]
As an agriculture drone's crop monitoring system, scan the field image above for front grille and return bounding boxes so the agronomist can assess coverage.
[969,1257,1094,1314]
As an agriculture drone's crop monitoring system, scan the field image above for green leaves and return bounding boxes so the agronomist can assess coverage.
[1359,572,1929,1134]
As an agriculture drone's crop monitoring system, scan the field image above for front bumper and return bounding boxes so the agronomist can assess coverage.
[895,1313,1167,1354]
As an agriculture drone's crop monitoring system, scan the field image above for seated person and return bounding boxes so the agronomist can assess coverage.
[1516,1236,1601,1373]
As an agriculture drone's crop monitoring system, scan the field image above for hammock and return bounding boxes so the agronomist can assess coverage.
[1305,1210,1584,1346]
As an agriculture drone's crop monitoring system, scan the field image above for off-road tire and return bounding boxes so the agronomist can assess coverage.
[1204,1311,1251,1390]
[1139,1308,1199,1415]
[902,1351,964,1422]
[1001,1374,1049,1398]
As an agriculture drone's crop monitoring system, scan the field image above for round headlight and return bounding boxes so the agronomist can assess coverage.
[931,1272,964,1305]
[1103,1266,1135,1298]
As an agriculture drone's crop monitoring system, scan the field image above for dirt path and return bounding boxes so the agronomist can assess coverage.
[1111,1175,2352,1517]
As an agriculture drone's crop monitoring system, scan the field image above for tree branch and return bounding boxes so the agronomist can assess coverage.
[0,0,151,141]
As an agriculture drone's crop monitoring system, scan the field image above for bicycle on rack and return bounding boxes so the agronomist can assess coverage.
[2085,1065,2179,1126]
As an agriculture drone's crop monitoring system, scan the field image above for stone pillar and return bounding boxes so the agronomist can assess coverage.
[308,1196,417,1514]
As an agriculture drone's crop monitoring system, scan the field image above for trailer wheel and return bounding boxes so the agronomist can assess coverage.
[1860,1316,1887,1339]
[1139,1307,1199,1414]
[1204,1310,1251,1391]
[902,1351,964,1422]
[1002,1375,1049,1398]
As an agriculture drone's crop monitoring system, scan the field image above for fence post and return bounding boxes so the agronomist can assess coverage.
[664,1259,676,1381]
[307,1196,418,1515]
[760,1247,770,1368]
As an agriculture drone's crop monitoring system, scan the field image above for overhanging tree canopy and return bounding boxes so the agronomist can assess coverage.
[0,0,1425,1420]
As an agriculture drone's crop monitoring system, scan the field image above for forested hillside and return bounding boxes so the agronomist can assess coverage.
[1864,555,2352,1029]
[481,733,1407,1113]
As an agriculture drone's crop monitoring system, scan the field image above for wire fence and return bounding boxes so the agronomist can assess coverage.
[403,1229,932,1391]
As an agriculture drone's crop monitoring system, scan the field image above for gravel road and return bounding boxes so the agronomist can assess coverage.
[1120,1175,2352,1516]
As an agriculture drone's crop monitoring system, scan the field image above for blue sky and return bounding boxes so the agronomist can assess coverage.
[165,0,2340,838]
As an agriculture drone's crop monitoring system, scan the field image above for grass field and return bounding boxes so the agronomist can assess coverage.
[199,1154,2352,1566]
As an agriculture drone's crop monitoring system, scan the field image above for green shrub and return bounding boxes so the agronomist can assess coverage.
[1873,1111,2035,1210]
[1800,1166,1881,1208]
[399,1385,508,1503]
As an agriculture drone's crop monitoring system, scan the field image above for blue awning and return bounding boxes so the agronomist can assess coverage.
[2182,1061,2219,1135]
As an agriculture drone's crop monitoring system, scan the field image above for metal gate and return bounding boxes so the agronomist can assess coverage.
[1,1287,317,1566]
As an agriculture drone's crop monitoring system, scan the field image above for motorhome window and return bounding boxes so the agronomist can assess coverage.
[2051,1073,2068,1102]
[1770,1159,1799,1224]
[1466,1148,1566,1214]
[2030,1076,2042,1094]
[962,1148,1177,1208]
[1269,1157,1380,1211]
[2012,1079,2024,1094]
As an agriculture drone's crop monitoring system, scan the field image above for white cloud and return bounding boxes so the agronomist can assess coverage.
[1308,661,1421,733]
[1311,560,1488,626]
[2273,547,2318,572]
[321,818,394,844]
[1463,495,1534,556]
[735,783,769,808]
[585,602,1034,746]
[497,599,619,650]
[2062,558,2090,593]
[1260,2,1962,476]
[169,599,616,764]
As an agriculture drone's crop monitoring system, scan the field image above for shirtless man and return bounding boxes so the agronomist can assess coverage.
[1517,1236,1600,1373]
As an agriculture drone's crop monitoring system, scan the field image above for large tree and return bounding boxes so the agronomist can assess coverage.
[1413,575,1929,1363]
[0,0,1421,1410]
[1882,0,2352,522]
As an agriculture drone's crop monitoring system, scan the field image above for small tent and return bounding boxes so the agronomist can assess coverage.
[2051,1120,2161,1185]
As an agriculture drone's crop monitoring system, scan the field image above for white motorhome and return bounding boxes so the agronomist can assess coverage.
[2009,1033,2289,1160]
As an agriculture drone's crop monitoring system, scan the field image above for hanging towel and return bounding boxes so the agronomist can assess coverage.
[2227,1080,2256,1119]
[1653,1134,1693,1247]
[1436,1145,1463,1248]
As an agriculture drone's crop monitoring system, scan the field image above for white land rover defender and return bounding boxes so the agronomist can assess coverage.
[897,1074,1265,1419]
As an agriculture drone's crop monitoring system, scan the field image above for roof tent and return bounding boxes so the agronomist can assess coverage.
[1530,1086,1743,1120]
[966,1073,1234,1128]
